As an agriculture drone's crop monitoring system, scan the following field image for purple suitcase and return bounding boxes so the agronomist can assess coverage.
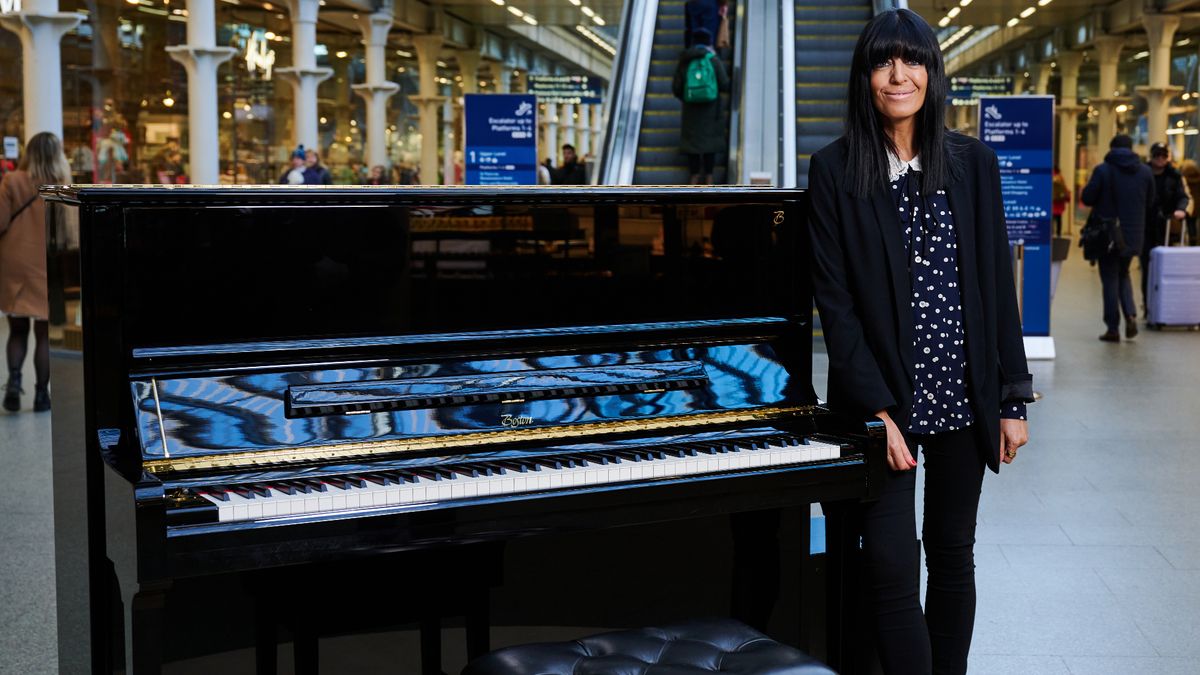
[1146,246,1200,328]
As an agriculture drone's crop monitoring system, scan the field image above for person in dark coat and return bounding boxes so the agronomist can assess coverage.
[807,10,1031,673]
[684,0,721,48]
[1143,142,1188,306]
[1081,134,1155,341]
[672,28,729,185]
[551,144,588,184]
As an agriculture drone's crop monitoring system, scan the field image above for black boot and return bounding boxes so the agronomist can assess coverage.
[3,370,22,412]
[33,386,50,413]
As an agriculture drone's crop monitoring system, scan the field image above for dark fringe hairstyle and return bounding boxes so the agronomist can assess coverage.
[844,9,962,198]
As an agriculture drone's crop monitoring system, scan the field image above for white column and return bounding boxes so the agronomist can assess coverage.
[1138,14,1183,147]
[457,49,481,95]
[1013,76,1027,96]
[494,64,513,93]
[591,103,604,159]
[1056,51,1085,235]
[577,103,591,158]
[0,0,82,143]
[561,102,577,151]
[164,0,236,184]
[412,33,445,185]
[1091,34,1127,167]
[352,11,400,170]
[442,93,455,184]
[541,102,559,166]
[277,0,333,150]
[1034,62,1052,96]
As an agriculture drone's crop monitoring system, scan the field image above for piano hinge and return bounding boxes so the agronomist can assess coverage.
[142,404,820,475]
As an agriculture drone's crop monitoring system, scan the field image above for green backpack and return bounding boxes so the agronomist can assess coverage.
[684,52,718,104]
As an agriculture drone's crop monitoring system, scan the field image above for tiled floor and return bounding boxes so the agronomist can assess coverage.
[1,249,1198,674]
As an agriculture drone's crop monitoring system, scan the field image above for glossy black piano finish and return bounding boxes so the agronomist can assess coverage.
[44,186,884,674]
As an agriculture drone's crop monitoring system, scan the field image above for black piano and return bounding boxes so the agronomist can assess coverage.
[44,186,885,674]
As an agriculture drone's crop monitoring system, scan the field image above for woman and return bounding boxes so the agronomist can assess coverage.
[0,132,71,412]
[1179,159,1199,244]
[807,10,1032,674]
[671,27,730,185]
[1051,166,1070,236]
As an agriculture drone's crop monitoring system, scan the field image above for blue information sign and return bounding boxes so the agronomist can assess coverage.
[979,95,1055,338]
[464,94,538,186]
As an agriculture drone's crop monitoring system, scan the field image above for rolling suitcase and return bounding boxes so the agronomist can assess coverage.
[1146,244,1200,329]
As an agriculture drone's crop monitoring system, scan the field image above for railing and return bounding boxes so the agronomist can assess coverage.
[873,0,907,13]
[597,0,661,185]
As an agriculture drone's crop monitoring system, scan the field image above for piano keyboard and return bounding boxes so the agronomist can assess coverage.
[191,435,845,524]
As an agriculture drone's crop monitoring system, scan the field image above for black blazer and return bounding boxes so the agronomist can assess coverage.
[807,132,1033,472]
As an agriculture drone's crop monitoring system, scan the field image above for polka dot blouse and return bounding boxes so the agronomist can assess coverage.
[889,153,1027,434]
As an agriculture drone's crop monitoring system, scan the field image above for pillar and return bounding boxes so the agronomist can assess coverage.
[1138,14,1183,148]
[1090,34,1127,165]
[163,0,236,184]
[412,33,446,185]
[541,102,559,166]
[442,92,456,184]
[1013,75,1027,96]
[457,49,481,95]
[0,0,82,142]
[561,102,577,152]
[1034,62,1053,96]
[1056,51,1085,234]
[514,69,529,93]
[577,103,591,158]
[494,64,513,93]
[591,103,604,160]
[277,0,333,150]
[352,11,400,170]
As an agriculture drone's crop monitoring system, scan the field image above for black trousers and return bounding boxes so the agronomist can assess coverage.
[862,426,986,675]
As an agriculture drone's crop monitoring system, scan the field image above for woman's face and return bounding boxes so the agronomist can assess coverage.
[870,55,928,125]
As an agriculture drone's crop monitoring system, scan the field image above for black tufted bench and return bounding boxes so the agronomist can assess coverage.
[461,619,836,675]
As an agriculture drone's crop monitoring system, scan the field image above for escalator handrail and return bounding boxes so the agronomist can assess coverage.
[598,0,661,185]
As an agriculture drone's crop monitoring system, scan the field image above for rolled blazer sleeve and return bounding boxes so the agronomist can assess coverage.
[807,153,897,416]
[987,152,1034,404]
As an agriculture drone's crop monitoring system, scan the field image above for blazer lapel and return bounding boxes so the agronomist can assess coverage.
[869,186,915,382]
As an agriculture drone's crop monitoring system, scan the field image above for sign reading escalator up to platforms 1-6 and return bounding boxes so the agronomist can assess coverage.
[527,75,603,105]
[464,94,538,186]
[948,76,1013,105]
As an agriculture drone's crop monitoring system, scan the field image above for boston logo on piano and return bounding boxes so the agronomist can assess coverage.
[43,186,886,674]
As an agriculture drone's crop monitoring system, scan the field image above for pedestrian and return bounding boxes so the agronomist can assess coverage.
[684,0,721,49]
[365,165,387,185]
[304,148,333,185]
[807,10,1032,673]
[672,27,730,185]
[280,146,307,184]
[1080,134,1155,341]
[0,132,72,412]
[1180,159,1200,244]
[537,158,553,186]
[1052,166,1070,236]
[551,144,587,185]
[1143,142,1188,307]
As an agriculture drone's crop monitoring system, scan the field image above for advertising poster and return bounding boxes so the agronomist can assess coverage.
[979,95,1055,339]
[464,94,538,186]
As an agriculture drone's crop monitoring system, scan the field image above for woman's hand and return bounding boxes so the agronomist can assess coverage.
[875,409,916,472]
[999,418,1028,464]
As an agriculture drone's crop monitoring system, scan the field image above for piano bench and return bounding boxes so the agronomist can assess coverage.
[461,618,835,675]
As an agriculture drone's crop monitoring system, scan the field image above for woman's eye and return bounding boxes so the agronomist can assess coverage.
[873,60,892,69]
[904,59,923,67]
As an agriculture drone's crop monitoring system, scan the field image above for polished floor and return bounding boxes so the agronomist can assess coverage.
[1,249,1198,674]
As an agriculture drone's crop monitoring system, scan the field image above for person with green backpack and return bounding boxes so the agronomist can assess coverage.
[672,27,729,185]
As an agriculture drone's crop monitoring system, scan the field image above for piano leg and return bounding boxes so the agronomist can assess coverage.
[729,508,782,633]
[255,601,278,675]
[293,621,319,675]
[464,591,491,661]
[419,614,442,675]
[117,579,171,674]
[822,501,865,675]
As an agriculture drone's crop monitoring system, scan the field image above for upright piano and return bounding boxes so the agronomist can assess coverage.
[44,186,885,674]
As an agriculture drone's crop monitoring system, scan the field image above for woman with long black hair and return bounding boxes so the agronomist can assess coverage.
[807,9,1033,674]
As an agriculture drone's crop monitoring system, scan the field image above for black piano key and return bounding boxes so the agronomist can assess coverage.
[579,453,609,465]
[412,469,442,482]
[342,476,367,489]
[196,487,229,502]
[431,467,457,480]
[361,474,388,486]
[534,457,562,470]
[228,486,255,499]
[268,483,296,496]
[452,466,479,478]
[322,477,351,490]
[496,460,528,473]
[300,479,328,492]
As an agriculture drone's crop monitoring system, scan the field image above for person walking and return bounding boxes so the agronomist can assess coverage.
[304,148,333,185]
[280,146,307,184]
[684,0,721,49]
[1080,134,1155,341]
[1052,166,1070,236]
[551,144,588,185]
[1143,142,1188,308]
[807,10,1032,674]
[672,27,729,185]
[1180,159,1200,244]
[0,132,71,412]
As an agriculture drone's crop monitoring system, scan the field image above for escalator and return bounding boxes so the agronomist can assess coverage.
[794,0,872,187]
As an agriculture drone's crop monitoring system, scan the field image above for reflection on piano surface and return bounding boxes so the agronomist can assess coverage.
[44,186,884,674]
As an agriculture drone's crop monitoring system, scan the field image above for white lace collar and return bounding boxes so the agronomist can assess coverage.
[887,149,922,183]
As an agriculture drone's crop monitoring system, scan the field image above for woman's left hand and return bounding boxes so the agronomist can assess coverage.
[999,419,1028,464]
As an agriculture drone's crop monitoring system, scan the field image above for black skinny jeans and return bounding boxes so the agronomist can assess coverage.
[863,426,986,675]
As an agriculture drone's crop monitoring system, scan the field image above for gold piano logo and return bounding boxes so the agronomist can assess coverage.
[502,414,534,428]
[773,210,785,225]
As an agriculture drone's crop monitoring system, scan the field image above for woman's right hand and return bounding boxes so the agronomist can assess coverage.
[875,409,916,471]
